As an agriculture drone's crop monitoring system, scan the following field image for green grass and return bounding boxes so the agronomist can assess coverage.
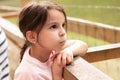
[54,0,120,6]
[0,0,21,7]
[67,31,109,47]
[1,0,120,26]
[53,0,120,27]
[65,8,120,27]
[6,17,18,25]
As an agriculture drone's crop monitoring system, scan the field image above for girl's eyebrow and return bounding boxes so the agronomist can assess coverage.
[45,20,66,27]
[47,20,66,25]
[46,22,58,26]
[44,22,57,28]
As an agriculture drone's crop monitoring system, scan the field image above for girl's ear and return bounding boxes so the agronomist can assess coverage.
[26,31,37,44]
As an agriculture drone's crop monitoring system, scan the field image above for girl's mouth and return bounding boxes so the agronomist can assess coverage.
[59,40,66,46]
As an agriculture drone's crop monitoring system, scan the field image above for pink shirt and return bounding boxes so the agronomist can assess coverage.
[14,47,54,80]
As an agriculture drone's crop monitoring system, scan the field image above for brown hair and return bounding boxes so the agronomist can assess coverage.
[19,1,67,61]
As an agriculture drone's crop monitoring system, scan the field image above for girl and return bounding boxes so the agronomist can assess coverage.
[14,1,88,80]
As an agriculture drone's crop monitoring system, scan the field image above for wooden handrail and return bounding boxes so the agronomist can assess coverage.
[0,17,24,48]
[64,56,113,80]
[84,43,120,62]
[1,12,19,18]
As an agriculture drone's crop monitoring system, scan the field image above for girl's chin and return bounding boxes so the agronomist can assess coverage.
[54,48,64,52]
[52,45,65,51]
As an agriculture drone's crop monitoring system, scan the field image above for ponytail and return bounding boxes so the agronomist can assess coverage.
[20,41,30,62]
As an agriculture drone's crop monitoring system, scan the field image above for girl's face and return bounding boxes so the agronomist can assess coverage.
[36,9,67,51]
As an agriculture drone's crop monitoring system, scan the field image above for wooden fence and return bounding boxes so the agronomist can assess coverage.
[65,17,120,80]
[67,17,120,43]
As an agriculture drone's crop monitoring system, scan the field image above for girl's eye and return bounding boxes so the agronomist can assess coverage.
[62,23,66,28]
[62,23,64,27]
[50,25,57,29]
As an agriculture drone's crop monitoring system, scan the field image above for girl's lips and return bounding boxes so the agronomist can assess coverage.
[59,40,66,45]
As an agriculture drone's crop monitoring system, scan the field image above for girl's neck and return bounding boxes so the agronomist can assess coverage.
[29,46,51,63]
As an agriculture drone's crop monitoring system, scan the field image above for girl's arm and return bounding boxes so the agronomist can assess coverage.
[63,40,88,56]
[57,40,88,66]
[52,40,88,80]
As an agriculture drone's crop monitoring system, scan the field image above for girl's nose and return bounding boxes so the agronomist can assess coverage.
[59,27,66,37]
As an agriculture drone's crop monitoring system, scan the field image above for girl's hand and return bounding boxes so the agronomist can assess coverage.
[56,48,74,67]
[52,57,63,80]
[51,49,73,80]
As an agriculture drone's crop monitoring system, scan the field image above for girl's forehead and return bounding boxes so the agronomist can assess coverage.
[46,9,65,22]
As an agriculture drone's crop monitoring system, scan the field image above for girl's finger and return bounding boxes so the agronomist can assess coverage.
[56,53,62,65]
[61,54,67,66]
[66,55,73,64]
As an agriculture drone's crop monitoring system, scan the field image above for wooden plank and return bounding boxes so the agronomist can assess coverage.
[2,12,18,18]
[116,30,120,42]
[86,24,96,38]
[96,26,105,41]
[64,56,113,80]
[64,68,77,80]
[83,43,120,62]
[78,22,86,35]
[104,28,115,43]
[71,21,78,32]
[0,17,24,48]
[67,20,74,32]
